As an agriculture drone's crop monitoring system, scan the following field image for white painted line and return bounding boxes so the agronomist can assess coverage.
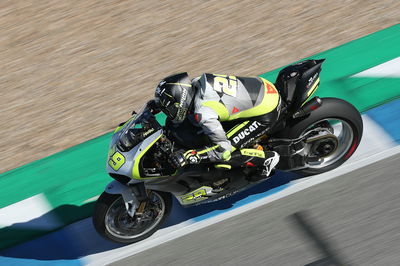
[82,195,100,204]
[83,145,400,266]
[352,57,400,78]
[0,193,61,230]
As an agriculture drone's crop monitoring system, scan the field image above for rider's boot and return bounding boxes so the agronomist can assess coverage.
[261,151,280,176]
[245,151,280,182]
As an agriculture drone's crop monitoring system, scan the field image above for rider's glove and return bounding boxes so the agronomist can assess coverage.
[169,150,201,168]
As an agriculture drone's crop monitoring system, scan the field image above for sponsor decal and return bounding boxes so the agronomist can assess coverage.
[241,149,265,158]
[266,83,277,94]
[176,107,187,121]
[108,151,125,171]
[174,88,189,121]
[241,136,257,147]
[232,121,261,144]
[207,189,242,203]
[179,88,188,108]
[307,72,319,88]
[180,186,212,204]
[142,128,155,138]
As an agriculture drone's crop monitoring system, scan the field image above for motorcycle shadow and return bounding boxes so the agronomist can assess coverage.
[0,171,302,262]
[164,170,302,226]
[0,202,123,261]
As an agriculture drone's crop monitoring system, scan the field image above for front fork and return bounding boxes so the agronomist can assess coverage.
[105,181,147,217]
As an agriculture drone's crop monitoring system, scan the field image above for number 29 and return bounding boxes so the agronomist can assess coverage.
[213,75,238,97]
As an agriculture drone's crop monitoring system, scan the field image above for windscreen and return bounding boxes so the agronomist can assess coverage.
[117,105,162,152]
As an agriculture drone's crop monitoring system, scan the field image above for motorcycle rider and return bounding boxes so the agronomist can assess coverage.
[152,72,282,180]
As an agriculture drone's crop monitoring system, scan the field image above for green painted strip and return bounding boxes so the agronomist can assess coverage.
[1,25,400,250]
[0,133,109,208]
[0,133,110,249]
[0,113,166,250]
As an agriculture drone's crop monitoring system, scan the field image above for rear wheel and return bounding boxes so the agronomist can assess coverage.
[276,97,363,176]
[93,190,172,243]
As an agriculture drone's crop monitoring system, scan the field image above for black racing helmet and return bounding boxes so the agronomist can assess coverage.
[154,72,195,123]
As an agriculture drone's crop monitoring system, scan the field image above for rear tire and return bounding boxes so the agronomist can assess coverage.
[93,190,172,244]
[276,97,363,176]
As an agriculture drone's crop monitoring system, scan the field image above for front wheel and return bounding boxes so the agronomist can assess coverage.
[277,97,363,176]
[93,190,172,243]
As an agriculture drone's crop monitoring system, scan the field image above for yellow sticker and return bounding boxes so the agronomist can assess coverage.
[108,151,125,171]
[180,186,211,203]
[240,149,265,158]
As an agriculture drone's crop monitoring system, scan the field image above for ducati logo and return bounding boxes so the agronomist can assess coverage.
[232,121,261,144]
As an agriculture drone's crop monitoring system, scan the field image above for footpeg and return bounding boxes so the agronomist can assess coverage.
[212,178,228,192]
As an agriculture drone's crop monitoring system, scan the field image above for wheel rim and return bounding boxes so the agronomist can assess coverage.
[301,118,354,169]
[105,191,166,240]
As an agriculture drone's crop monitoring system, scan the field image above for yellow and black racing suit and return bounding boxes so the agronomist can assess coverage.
[189,73,283,166]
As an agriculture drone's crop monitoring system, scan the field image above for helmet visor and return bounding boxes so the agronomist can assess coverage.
[158,93,178,119]
[164,103,179,120]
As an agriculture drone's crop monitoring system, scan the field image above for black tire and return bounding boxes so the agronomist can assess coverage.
[276,97,363,176]
[93,190,172,244]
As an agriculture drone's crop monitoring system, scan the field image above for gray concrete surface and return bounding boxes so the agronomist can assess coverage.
[111,153,400,266]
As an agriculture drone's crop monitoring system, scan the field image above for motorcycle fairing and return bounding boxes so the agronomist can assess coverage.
[106,129,165,182]
[275,59,324,112]
[131,131,163,180]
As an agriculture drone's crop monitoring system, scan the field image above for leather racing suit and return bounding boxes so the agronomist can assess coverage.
[190,73,282,160]
[167,73,283,177]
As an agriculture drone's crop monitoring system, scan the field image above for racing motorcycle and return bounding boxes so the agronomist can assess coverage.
[93,59,363,243]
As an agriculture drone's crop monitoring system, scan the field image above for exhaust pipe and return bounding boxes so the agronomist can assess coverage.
[292,97,322,118]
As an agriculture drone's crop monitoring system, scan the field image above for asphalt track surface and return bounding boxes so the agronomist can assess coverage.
[111,153,400,266]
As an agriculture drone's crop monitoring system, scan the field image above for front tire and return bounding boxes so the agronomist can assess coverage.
[277,97,363,176]
[93,190,172,244]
